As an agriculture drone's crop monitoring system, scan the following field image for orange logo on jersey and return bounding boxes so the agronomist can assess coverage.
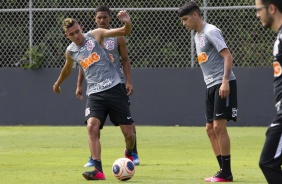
[197,52,208,64]
[80,52,100,69]
[273,61,282,77]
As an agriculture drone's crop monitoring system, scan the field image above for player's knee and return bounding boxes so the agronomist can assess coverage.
[124,131,135,141]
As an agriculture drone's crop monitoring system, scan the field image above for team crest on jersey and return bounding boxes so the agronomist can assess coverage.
[199,36,205,48]
[85,40,95,51]
[105,40,115,50]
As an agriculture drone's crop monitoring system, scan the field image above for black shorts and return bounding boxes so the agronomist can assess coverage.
[259,116,282,176]
[85,83,134,129]
[121,83,131,106]
[205,80,238,123]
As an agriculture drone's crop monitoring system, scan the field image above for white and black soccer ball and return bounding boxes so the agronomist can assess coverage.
[112,158,135,181]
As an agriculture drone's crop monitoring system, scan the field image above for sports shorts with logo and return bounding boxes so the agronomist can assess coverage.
[205,80,238,123]
[85,83,134,129]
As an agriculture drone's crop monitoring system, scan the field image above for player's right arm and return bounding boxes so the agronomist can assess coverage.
[75,67,84,100]
[91,11,132,44]
[53,51,74,94]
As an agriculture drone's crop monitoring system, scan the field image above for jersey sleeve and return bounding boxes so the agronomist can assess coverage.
[274,33,282,62]
[206,29,228,53]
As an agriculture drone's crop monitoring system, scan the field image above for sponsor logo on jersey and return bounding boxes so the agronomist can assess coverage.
[105,40,115,50]
[197,52,209,64]
[92,78,113,91]
[273,61,282,77]
[204,75,213,84]
[79,52,100,69]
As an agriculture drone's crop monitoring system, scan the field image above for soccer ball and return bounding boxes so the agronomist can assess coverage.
[112,158,135,181]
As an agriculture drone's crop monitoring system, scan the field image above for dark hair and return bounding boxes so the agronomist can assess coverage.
[178,1,201,17]
[261,0,282,12]
[62,18,78,31]
[95,5,111,16]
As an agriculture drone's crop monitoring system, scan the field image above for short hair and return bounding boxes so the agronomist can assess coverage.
[261,0,282,12]
[178,1,201,17]
[95,5,111,16]
[62,18,78,32]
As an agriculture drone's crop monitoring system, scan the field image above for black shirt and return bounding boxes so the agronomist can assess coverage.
[273,26,282,102]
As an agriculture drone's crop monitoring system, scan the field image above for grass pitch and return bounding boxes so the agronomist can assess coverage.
[0,126,267,184]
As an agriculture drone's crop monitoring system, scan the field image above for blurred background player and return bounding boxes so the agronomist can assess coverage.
[255,0,282,183]
[178,1,238,182]
[54,11,135,180]
[75,5,140,167]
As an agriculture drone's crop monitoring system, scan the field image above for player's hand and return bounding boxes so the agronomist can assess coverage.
[53,83,61,94]
[117,10,131,24]
[75,86,83,100]
[219,81,230,99]
[126,83,134,96]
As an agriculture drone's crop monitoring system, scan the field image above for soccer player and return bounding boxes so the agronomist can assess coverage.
[53,11,135,180]
[75,5,140,167]
[255,0,282,183]
[178,1,238,182]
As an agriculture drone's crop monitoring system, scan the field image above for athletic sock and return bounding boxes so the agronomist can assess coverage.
[132,133,138,154]
[216,155,222,169]
[125,148,133,156]
[221,155,231,175]
[93,160,103,173]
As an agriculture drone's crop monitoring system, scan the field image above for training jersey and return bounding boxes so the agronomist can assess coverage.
[67,31,121,95]
[104,37,125,83]
[194,23,236,88]
[273,26,282,102]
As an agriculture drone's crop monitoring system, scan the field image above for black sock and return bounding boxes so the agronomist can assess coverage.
[132,132,138,154]
[93,160,103,173]
[221,155,231,175]
[216,155,222,169]
[125,149,133,157]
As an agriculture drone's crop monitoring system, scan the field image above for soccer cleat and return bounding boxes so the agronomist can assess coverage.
[132,152,140,165]
[124,149,133,162]
[82,169,106,180]
[84,156,95,167]
[205,171,233,182]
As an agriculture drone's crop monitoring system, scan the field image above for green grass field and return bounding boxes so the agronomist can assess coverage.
[0,126,268,184]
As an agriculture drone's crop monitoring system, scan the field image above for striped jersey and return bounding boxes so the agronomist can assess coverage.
[67,31,121,95]
[194,23,236,88]
[273,26,282,102]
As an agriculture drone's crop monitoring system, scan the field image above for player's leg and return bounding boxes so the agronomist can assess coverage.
[121,83,140,165]
[213,119,232,177]
[132,123,140,165]
[82,93,107,180]
[205,81,237,182]
[259,123,282,184]
[206,122,222,169]
[120,124,135,161]
[84,117,106,167]
[108,84,135,162]
[205,85,223,170]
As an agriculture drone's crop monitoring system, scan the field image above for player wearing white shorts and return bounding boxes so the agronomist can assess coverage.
[178,1,238,182]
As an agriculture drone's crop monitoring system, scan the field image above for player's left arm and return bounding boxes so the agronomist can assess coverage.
[219,48,233,98]
[118,36,133,95]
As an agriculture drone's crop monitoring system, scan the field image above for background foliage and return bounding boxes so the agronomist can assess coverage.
[0,0,275,68]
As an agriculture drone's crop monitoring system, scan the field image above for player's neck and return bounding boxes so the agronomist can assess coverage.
[196,20,206,34]
[272,14,282,33]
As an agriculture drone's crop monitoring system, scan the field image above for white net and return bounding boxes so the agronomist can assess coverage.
[0,0,275,68]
